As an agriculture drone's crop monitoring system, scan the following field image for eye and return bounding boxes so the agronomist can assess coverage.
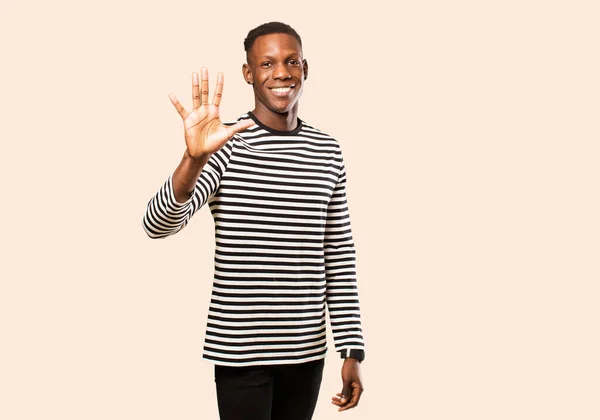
[288,59,300,66]
[261,62,272,68]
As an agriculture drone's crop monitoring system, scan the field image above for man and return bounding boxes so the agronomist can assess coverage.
[143,22,365,419]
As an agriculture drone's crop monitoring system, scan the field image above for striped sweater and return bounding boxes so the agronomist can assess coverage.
[142,111,366,367]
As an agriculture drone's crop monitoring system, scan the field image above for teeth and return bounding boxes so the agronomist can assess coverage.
[270,87,293,92]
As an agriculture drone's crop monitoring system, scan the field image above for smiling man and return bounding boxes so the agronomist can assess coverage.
[143,22,366,420]
[242,29,306,130]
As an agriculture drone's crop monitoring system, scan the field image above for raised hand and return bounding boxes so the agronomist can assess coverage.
[168,67,253,159]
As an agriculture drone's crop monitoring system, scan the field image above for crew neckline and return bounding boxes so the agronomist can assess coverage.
[247,111,303,136]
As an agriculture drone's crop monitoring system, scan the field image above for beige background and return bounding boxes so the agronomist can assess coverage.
[1,0,599,419]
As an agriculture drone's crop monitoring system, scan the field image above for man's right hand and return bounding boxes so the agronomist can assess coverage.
[169,67,254,159]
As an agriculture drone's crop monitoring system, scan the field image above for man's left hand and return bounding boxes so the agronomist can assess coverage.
[331,358,364,412]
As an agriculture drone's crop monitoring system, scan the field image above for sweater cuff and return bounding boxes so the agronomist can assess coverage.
[340,348,365,363]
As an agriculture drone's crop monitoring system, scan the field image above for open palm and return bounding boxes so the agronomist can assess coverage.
[169,67,253,158]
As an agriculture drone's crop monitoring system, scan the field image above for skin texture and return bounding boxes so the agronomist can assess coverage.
[242,33,308,132]
[244,33,364,412]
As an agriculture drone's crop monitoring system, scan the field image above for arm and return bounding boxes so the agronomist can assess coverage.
[141,67,253,239]
[142,140,234,239]
[324,154,366,359]
[325,148,366,412]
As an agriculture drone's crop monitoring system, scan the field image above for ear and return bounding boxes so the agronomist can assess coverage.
[242,63,253,85]
[303,59,309,81]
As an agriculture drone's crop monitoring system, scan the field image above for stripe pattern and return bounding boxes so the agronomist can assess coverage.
[143,112,365,366]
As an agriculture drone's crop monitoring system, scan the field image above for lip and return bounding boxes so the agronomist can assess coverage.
[268,85,296,97]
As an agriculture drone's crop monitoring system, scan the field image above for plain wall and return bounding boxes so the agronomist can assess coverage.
[1,0,598,419]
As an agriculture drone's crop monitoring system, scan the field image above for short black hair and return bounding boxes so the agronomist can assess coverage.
[244,22,302,54]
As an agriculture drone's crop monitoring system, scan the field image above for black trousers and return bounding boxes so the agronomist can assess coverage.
[214,358,325,420]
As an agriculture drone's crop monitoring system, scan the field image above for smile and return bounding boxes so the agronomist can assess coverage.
[268,85,295,96]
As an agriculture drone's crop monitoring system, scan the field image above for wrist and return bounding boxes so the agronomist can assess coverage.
[184,149,211,165]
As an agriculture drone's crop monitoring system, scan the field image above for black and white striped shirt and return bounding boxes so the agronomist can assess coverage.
[143,111,366,366]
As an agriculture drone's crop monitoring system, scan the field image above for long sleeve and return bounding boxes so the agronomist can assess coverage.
[324,150,366,362]
[142,138,235,239]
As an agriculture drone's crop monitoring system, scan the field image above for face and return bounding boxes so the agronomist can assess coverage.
[243,33,308,116]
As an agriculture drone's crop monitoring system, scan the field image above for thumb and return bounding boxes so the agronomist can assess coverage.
[340,381,351,404]
[225,119,254,139]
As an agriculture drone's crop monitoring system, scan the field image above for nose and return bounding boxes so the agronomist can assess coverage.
[273,62,291,80]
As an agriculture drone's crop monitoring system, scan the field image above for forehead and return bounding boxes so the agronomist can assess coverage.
[248,33,303,61]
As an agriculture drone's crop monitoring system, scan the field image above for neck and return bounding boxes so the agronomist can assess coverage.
[251,103,299,132]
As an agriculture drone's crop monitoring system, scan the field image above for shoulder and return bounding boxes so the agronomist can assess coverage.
[300,119,334,139]
[298,119,342,150]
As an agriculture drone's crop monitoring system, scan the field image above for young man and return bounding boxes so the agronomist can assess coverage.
[143,22,365,419]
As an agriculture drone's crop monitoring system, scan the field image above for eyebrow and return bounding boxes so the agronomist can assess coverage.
[259,53,301,60]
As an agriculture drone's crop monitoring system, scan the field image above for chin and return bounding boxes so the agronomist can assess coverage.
[269,101,298,114]
[271,106,293,114]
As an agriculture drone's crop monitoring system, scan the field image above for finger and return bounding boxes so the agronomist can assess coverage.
[212,72,224,107]
[331,394,344,407]
[339,393,360,411]
[201,67,209,106]
[168,93,188,119]
[338,397,358,411]
[192,72,200,110]
[339,389,352,406]
[339,384,351,405]
[339,388,362,412]
[224,119,254,139]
